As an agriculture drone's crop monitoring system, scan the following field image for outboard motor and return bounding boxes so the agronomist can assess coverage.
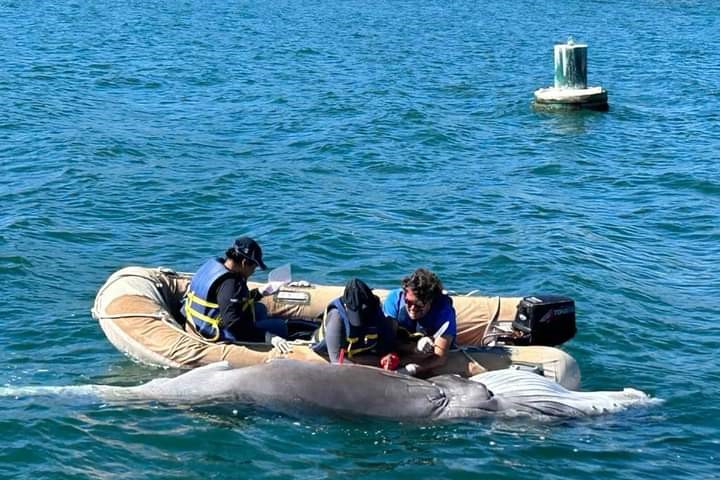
[511,295,576,346]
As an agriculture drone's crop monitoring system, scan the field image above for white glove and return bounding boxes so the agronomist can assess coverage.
[416,336,435,354]
[397,363,420,377]
[266,333,293,354]
[260,281,286,296]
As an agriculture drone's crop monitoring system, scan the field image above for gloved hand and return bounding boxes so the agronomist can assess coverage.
[260,281,284,296]
[379,352,400,371]
[397,363,420,377]
[249,288,264,302]
[266,332,293,354]
[416,336,435,354]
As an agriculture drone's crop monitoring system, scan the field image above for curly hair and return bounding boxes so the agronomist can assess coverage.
[401,268,444,304]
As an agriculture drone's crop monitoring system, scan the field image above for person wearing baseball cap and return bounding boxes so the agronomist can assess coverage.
[183,236,289,350]
[227,236,267,271]
[311,278,396,364]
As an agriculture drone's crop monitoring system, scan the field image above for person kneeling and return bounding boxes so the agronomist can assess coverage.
[312,278,396,364]
[383,268,457,377]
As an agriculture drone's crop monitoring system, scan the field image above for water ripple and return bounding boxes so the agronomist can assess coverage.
[1,0,720,478]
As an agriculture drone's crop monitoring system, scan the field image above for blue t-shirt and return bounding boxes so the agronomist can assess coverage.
[382,288,457,339]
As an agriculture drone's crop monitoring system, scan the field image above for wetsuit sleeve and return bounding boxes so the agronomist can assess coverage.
[324,309,347,364]
[216,276,252,330]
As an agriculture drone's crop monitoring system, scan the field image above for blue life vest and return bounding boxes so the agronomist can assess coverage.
[184,258,251,341]
[317,298,379,358]
[392,290,457,346]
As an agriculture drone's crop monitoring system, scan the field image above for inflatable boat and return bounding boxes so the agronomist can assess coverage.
[91,266,581,389]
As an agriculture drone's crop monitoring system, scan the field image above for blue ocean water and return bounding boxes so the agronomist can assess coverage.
[1,0,719,478]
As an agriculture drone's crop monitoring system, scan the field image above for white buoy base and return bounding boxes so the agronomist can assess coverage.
[533,86,608,111]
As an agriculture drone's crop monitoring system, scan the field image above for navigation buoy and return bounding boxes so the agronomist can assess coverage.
[533,38,608,111]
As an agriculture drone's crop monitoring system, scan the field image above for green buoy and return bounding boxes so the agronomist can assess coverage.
[533,37,608,111]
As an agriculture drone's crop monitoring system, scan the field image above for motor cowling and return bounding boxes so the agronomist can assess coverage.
[511,295,577,346]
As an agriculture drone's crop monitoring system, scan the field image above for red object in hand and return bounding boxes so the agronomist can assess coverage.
[380,352,400,371]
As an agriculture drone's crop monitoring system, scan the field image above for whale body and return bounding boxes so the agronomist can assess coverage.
[1,360,653,420]
[105,360,504,420]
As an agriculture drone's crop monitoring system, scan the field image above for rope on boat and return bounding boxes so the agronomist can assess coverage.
[480,296,503,346]
[94,312,166,321]
[460,348,487,372]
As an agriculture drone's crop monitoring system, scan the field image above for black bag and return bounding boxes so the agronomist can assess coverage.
[512,295,576,346]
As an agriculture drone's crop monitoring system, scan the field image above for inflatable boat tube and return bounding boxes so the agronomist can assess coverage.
[92,266,580,389]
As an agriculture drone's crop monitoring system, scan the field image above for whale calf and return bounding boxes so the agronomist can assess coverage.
[1,360,653,420]
[106,361,504,420]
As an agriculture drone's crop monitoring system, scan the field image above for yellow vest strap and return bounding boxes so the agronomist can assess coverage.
[187,291,219,309]
[185,304,221,327]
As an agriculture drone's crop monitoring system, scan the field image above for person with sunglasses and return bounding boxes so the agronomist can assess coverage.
[183,237,290,351]
[382,268,457,376]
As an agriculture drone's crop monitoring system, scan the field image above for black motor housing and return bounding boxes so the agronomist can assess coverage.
[512,295,576,346]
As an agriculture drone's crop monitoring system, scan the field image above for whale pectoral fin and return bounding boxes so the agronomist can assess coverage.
[139,361,236,391]
[142,361,233,386]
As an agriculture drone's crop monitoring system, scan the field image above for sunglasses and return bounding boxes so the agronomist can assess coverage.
[404,297,428,310]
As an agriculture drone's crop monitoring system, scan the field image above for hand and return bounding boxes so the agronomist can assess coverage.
[260,281,286,296]
[416,336,435,354]
[266,333,293,354]
[379,352,400,371]
[397,363,420,377]
[249,288,264,302]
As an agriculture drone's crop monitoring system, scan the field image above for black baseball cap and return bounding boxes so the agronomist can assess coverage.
[229,237,267,270]
[342,278,379,327]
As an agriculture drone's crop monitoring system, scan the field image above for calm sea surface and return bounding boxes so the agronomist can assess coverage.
[1,0,719,478]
